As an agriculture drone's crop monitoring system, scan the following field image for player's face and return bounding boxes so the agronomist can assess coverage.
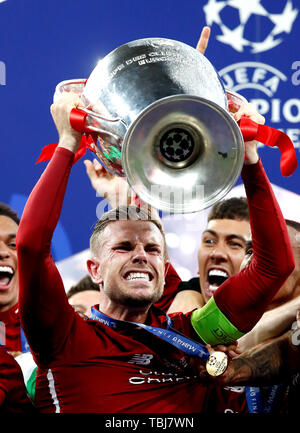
[91,220,166,310]
[198,218,251,304]
[0,216,19,312]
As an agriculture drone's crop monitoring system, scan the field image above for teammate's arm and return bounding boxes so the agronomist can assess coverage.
[191,104,295,345]
[219,324,300,387]
[238,296,300,352]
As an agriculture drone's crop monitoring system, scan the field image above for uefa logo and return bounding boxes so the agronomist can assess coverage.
[203,0,299,53]
[218,61,300,148]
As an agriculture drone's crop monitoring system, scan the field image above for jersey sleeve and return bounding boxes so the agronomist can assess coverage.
[154,263,182,312]
[16,147,78,360]
[191,159,295,345]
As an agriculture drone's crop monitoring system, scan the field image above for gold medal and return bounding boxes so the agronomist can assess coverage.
[206,351,228,376]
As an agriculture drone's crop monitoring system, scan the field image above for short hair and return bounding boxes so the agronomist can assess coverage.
[67,275,100,300]
[0,202,20,225]
[207,197,249,222]
[90,205,167,259]
[285,219,300,232]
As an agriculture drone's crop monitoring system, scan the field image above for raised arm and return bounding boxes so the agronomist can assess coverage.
[191,104,295,345]
[17,93,83,357]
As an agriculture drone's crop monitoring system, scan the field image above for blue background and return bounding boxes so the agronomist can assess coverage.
[0,0,299,262]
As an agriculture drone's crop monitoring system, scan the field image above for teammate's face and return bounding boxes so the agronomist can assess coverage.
[0,216,19,312]
[88,220,166,311]
[198,218,251,304]
[69,290,101,317]
[240,240,253,271]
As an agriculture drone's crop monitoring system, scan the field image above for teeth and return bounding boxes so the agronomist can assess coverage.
[126,272,150,281]
[0,266,14,275]
[208,269,228,278]
[209,285,218,292]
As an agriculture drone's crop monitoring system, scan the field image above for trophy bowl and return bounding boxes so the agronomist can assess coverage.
[54,38,246,213]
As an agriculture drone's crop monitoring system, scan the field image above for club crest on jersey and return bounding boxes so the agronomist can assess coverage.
[128,354,154,366]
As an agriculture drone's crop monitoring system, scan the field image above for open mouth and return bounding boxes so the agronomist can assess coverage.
[0,266,14,289]
[124,271,153,282]
[206,269,229,293]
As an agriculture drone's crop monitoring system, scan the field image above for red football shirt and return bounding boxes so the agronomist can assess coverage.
[0,346,35,413]
[16,147,294,413]
[0,304,21,353]
[32,307,214,413]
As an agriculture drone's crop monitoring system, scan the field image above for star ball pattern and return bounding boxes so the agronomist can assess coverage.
[160,129,194,163]
[207,355,217,366]
[203,0,299,53]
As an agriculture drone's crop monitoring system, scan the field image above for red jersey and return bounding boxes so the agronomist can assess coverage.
[33,307,214,413]
[16,148,294,413]
[0,346,35,413]
[207,386,248,414]
[0,304,21,352]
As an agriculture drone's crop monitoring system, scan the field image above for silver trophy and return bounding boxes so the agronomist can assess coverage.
[55,38,245,213]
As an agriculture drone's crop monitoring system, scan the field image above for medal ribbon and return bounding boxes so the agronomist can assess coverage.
[263,384,284,413]
[245,384,284,413]
[238,117,297,177]
[20,326,31,353]
[245,386,263,413]
[90,307,210,361]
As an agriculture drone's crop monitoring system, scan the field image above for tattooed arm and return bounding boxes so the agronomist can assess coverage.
[238,296,300,352]
[219,327,300,387]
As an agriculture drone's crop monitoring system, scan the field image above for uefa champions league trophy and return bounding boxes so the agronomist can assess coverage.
[54,38,247,213]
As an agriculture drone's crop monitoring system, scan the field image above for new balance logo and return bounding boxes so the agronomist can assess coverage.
[128,354,154,365]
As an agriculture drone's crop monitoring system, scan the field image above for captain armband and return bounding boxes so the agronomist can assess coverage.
[191,297,244,346]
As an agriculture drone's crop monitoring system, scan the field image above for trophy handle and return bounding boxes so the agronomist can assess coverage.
[78,106,123,124]
[54,78,126,137]
[226,90,247,113]
[53,79,88,102]
[69,107,124,143]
